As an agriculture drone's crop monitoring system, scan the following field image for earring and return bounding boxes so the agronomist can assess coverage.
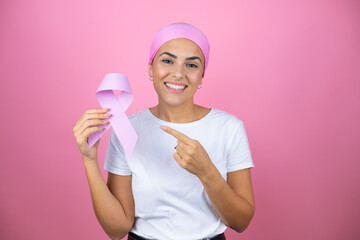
[149,77,153,81]
[198,84,202,89]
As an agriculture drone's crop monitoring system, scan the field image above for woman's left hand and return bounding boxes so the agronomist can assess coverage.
[160,126,216,179]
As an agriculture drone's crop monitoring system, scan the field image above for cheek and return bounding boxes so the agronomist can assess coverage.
[154,64,170,77]
[187,70,203,81]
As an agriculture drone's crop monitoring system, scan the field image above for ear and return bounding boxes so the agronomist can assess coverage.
[148,64,153,78]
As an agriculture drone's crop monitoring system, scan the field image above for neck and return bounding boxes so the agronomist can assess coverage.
[151,100,201,123]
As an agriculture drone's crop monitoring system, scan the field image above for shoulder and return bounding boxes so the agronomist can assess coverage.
[208,108,244,129]
[127,109,150,124]
[125,108,156,136]
[128,108,148,119]
[108,109,150,146]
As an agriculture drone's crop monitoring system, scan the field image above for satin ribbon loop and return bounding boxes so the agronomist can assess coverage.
[88,73,138,158]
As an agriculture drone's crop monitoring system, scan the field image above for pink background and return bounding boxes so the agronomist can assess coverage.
[1,0,359,239]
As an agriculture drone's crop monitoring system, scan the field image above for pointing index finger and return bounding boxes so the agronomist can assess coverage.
[160,126,192,143]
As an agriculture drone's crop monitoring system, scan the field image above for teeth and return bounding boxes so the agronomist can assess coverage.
[165,83,186,90]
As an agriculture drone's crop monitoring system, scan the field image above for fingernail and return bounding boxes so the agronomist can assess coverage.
[104,113,112,117]
[160,126,167,131]
[102,108,109,111]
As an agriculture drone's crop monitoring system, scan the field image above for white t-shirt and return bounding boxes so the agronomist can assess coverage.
[104,108,254,240]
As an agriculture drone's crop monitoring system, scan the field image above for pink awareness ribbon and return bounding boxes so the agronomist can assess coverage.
[88,73,138,158]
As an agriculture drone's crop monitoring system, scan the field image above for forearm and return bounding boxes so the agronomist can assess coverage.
[199,167,255,232]
[83,158,132,239]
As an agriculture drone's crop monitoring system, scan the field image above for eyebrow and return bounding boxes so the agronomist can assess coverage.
[159,52,202,63]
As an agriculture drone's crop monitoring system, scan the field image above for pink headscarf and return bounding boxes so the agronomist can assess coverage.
[148,22,210,76]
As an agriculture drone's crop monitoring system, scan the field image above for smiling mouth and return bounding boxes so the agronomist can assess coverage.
[164,82,188,91]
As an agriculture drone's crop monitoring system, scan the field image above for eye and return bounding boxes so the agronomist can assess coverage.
[187,63,198,68]
[162,59,173,64]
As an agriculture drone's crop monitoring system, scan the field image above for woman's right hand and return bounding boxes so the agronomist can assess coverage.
[73,108,112,161]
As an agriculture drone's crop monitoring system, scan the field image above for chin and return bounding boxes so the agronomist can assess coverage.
[163,99,185,107]
[155,86,194,107]
[160,96,190,107]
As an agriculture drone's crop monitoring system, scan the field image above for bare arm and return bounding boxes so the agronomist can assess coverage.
[74,108,134,239]
[199,168,255,232]
[83,159,134,239]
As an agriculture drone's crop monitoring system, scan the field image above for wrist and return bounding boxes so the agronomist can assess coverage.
[199,164,222,187]
[83,156,98,165]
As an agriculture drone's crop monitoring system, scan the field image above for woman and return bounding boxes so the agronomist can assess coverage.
[73,22,255,240]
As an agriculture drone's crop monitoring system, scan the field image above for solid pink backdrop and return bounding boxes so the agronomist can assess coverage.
[1,0,359,239]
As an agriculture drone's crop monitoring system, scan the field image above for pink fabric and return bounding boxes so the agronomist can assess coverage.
[148,22,210,76]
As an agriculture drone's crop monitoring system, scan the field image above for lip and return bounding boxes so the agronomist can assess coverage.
[164,81,188,94]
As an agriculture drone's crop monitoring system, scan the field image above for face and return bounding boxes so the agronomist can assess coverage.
[148,38,205,107]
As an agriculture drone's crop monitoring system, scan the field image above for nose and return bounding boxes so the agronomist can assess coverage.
[171,63,184,79]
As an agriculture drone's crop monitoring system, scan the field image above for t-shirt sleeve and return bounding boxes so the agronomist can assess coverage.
[226,119,255,172]
[103,130,132,175]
